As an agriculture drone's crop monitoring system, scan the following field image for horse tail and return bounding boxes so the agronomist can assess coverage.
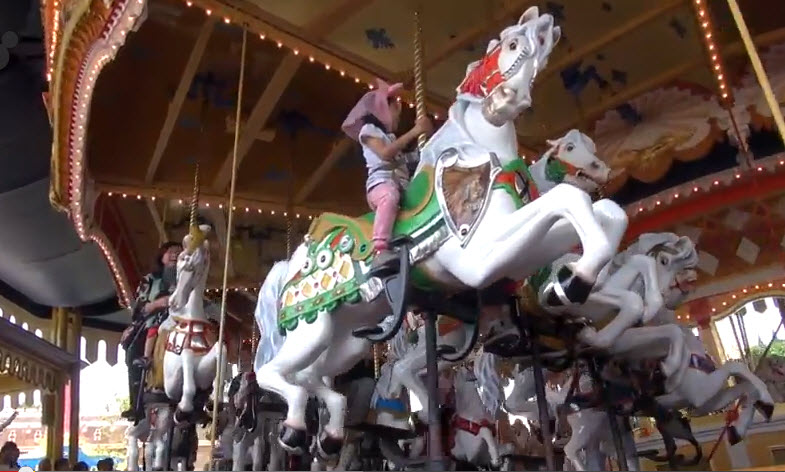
[475,348,503,417]
[254,259,290,370]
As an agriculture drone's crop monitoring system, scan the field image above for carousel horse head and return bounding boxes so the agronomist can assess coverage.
[757,355,785,386]
[170,224,212,312]
[540,129,610,193]
[457,6,561,126]
[618,232,698,309]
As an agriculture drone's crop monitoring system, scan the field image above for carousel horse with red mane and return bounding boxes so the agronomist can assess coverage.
[253,7,631,458]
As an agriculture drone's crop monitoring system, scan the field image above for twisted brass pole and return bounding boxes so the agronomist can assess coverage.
[413,6,426,150]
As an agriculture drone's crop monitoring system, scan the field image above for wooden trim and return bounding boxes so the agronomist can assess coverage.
[95,179,368,215]
[625,170,785,241]
[212,0,377,192]
[540,0,687,80]
[212,53,302,191]
[145,17,216,183]
[294,137,353,203]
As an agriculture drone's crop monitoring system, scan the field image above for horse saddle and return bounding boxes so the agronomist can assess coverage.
[307,166,438,262]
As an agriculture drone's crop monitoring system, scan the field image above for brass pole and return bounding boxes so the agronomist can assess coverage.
[413,5,427,150]
[67,313,82,464]
[725,0,785,146]
[209,25,247,468]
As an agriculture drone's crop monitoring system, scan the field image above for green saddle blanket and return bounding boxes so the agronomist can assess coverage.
[307,166,440,260]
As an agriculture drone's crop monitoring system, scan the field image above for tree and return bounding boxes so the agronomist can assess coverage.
[749,339,785,365]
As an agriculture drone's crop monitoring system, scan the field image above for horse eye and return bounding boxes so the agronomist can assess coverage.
[566,143,574,152]
[509,40,517,51]
[659,255,668,266]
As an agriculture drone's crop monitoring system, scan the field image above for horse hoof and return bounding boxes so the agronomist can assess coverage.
[278,425,308,453]
[173,409,191,425]
[755,401,774,421]
[317,433,343,458]
[727,426,742,446]
[436,344,457,356]
[558,266,593,304]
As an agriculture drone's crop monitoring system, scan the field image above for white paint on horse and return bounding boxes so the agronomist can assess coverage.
[252,7,629,453]
[163,225,226,417]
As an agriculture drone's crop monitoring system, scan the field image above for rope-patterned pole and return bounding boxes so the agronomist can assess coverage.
[373,344,381,379]
[413,5,427,150]
[189,163,200,229]
[286,211,293,257]
[209,26,247,470]
[726,0,785,146]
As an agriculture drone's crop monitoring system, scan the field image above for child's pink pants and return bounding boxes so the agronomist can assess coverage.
[367,182,400,251]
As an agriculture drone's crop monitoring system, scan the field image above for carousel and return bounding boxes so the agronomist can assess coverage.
[41,0,785,469]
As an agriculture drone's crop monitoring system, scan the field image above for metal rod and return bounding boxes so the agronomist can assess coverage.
[524,312,556,471]
[590,359,628,471]
[725,0,785,147]
[209,26,247,468]
[424,310,445,470]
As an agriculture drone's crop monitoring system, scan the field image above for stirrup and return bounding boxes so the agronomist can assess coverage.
[352,236,412,343]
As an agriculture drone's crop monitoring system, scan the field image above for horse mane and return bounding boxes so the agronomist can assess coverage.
[474,349,504,417]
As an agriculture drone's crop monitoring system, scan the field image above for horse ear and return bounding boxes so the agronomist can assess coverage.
[552,26,562,46]
[465,59,480,77]
[486,39,500,54]
[545,138,558,148]
[519,6,539,24]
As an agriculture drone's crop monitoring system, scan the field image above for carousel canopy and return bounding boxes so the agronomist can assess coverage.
[0,0,129,327]
[30,0,785,325]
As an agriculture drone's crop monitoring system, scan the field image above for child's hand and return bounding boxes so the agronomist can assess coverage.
[413,116,434,136]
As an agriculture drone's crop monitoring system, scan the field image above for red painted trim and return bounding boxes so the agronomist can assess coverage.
[625,171,785,242]
[94,195,141,290]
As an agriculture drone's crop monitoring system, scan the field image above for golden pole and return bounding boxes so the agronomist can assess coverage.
[209,25,247,469]
[413,4,427,150]
[726,0,785,146]
[67,313,81,464]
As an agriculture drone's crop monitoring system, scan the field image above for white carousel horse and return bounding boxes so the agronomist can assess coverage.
[603,242,774,445]
[503,365,570,446]
[647,324,774,445]
[125,415,152,471]
[129,401,193,471]
[227,372,286,472]
[757,354,785,402]
[362,324,425,470]
[537,232,698,377]
[163,224,226,423]
[449,350,509,469]
[393,128,619,423]
[254,8,630,457]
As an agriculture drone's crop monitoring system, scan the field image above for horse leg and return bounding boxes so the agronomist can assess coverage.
[252,425,265,472]
[478,427,500,467]
[610,325,686,381]
[577,289,644,350]
[392,344,430,419]
[444,184,615,295]
[564,410,604,471]
[255,311,333,450]
[177,350,196,417]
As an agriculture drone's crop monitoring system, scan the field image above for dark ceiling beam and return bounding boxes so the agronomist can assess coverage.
[539,0,687,81]
[145,17,216,183]
[211,0,376,193]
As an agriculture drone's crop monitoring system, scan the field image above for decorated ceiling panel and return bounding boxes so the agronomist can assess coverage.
[48,0,785,302]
